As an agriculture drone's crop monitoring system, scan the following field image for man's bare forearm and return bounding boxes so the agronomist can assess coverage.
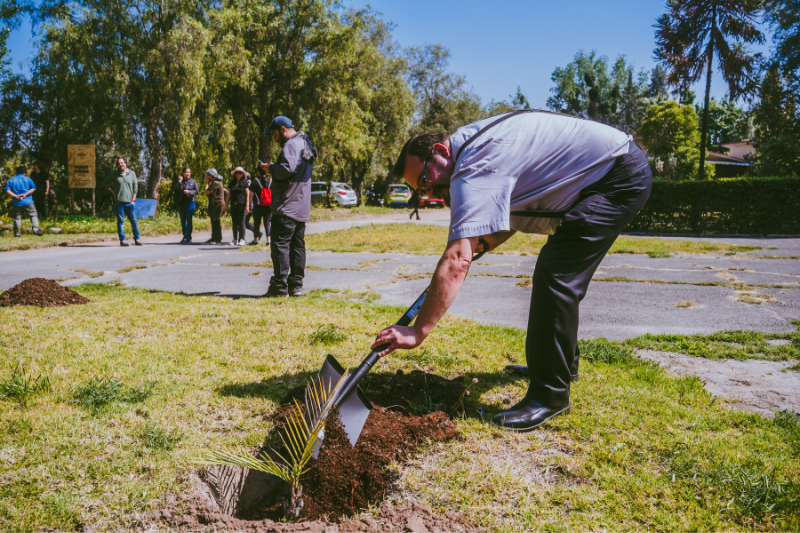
[479,230,516,253]
[413,237,477,339]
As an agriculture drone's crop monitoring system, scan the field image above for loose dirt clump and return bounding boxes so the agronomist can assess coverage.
[183,370,475,531]
[0,278,89,307]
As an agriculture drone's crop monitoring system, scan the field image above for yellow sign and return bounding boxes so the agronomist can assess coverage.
[68,145,96,188]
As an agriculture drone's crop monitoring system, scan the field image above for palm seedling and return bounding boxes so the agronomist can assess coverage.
[201,371,348,518]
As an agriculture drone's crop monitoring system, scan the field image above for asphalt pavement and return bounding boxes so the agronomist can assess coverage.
[1,209,798,340]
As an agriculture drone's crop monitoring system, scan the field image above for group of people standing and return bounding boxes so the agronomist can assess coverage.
[186,166,273,246]
[171,115,318,298]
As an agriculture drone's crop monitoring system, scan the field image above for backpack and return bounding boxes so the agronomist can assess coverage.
[259,187,271,206]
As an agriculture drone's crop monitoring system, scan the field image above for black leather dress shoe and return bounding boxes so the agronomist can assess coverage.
[504,364,579,382]
[492,397,570,432]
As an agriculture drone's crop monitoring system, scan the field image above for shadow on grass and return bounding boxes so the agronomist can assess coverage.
[216,366,524,419]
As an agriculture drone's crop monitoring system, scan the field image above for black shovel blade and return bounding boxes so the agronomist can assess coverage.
[313,354,372,457]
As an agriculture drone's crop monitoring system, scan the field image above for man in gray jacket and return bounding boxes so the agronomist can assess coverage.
[260,116,318,297]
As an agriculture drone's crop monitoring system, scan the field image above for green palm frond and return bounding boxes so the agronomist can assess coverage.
[197,370,349,483]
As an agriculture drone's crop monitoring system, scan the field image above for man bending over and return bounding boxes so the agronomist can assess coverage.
[371,111,652,431]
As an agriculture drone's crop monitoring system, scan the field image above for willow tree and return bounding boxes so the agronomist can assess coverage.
[654,0,764,179]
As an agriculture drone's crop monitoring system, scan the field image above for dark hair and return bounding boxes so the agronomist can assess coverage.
[181,167,191,174]
[15,165,27,175]
[257,166,267,176]
[115,156,127,165]
[391,133,448,181]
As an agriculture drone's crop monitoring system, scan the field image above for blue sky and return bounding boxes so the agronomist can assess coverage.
[6,0,773,109]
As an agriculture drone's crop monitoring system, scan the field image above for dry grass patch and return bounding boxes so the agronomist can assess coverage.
[71,268,104,278]
[306,224,762,257]
[674,300,698,308]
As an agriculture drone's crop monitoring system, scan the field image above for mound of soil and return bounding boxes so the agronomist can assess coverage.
[0,278,89,307]
[187,370,476,530]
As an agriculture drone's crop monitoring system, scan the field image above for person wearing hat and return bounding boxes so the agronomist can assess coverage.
[204,169,227,244]
[227,166,250,246]
[259,116,318,297]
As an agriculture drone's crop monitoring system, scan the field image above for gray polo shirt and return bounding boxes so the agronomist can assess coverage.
[269,132,315,222]
[448,112,632,239]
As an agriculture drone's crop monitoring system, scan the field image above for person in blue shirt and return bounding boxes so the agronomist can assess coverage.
[4,165,44,237]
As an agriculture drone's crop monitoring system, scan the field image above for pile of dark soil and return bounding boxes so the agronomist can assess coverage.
[185,370,476,530]
[0,278,89,307]
[253,370,468,522]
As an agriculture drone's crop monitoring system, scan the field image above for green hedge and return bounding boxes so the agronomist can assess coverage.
[626,177,800,235]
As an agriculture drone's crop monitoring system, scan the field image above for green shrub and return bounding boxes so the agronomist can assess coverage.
[72,377,154,412]
[579,338,634,365]
[309,324,348,345]
[627,177,800,234]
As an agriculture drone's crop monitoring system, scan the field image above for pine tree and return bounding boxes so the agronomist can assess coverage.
[654,0,764,179]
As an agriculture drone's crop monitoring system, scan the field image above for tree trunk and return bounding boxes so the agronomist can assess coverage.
[283,480,303,518]
[259,132,272,162]
[147,156,162,199]
[698,6,716,181]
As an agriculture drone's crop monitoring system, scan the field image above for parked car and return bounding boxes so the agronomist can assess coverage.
[384,184,411,207]
[422,195,445,208]
[331,182,357,207]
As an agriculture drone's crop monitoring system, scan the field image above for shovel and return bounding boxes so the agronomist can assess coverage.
[314,250,486,453]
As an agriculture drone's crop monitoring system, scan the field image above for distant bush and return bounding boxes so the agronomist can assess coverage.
[627,177,800,234]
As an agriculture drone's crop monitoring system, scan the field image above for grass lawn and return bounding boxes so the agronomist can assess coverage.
[0,207,396,253]
[0,285,798,531]
[307,205,394,222]
[626,323,800,363]
[305,224,764,257]
[0,215,214,252]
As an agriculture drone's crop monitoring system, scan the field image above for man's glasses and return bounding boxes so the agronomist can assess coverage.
[416,160,433,193]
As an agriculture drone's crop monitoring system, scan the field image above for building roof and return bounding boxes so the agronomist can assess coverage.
[707,150,746,163]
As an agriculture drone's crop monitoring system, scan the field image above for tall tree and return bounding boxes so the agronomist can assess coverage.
[406,44,483,134]
[547,50,650,131]
[765,0,800,79]
[751,64,800,175]
[654,0,764,179]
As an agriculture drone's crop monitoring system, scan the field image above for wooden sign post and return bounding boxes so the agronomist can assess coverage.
[67,145,96,215]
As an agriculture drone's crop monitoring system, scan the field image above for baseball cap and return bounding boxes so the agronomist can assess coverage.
[263,116,294,134]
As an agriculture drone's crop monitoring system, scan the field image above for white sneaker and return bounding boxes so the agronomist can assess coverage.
[229,240,237,246]
[237,239,246,246]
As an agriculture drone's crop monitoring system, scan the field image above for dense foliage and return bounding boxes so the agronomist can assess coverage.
[627,177,800,234]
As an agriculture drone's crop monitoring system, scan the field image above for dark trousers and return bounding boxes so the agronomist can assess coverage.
[33,193,48,220]
[230,203,246,241]
[210,219,222,242]
[114,202,140,242]
[247,205,271,241]
[269,213,306,294]
[177,202,196,239]
[525,144,652,408]
[409,203,420,219]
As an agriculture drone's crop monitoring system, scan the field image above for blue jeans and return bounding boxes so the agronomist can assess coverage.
[178,202,196,239]
[114,202,140,241]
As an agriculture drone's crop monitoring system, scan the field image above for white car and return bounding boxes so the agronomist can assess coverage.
[310,182,359,207]
[332,182,358,207]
